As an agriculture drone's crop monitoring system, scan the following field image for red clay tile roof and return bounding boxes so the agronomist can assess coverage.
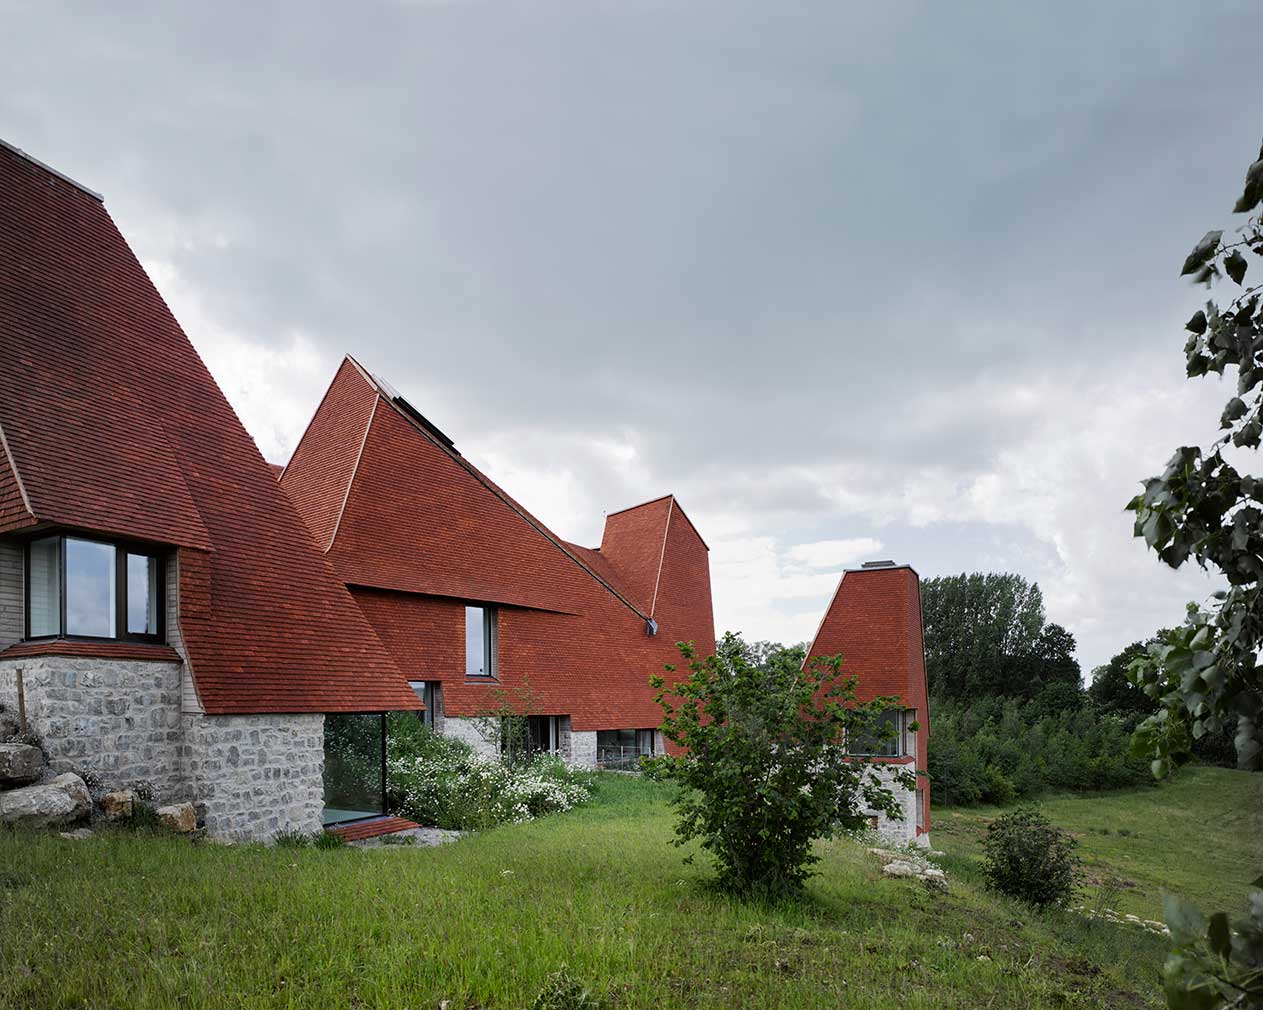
[598,496,673,614]
[0,142,419,715]
[0,639,183,663]
[806,564,931,826]
[282,360,717,731]
[285,357,655,619]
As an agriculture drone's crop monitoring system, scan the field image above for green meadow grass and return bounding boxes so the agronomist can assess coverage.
[0,771,1252,1009]
[933,765,1263,921]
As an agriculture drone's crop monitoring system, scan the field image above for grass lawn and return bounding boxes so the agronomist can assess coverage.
[1,772,1254,1010]
[933,765,1263,921]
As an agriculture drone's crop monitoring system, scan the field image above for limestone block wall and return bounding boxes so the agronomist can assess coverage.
[863,762,925,847]
[568,730,597,768]
[443,716,498,759]
[0,655,184,798]
[180,713,324,840]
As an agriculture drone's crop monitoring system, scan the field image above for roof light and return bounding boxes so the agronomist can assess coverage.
[861,560,897,568]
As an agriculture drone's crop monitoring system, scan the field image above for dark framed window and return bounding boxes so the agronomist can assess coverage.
[24,535,165,643]
[847,709,907,757]
[596,728,656,769]
[464,604,498,678]
[408,681,441,728]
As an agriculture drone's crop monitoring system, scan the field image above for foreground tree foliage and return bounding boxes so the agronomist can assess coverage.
[1126,139,1263,1010]
[649,634,914,896]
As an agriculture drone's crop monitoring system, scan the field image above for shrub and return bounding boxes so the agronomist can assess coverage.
[386,717,592,831]
[649,634,914,896]
[982,806,1078,907]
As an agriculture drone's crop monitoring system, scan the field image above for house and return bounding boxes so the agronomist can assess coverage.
[0,139,422,838]
[278,357,717,767]
[805,560,931,846]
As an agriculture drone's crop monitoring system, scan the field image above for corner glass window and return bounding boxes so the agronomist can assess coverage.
[26,537,61,638]
[126,553,160,636]
[65,538,115,637]
[848,710,906,757]
[464,605,497,678]
[24,535,164,643]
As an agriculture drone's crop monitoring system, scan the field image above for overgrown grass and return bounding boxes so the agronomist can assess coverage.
[1,772,1251,1009]
[933,765,1263,921]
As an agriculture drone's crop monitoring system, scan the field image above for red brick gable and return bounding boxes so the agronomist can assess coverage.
[599,496,673,614]
[284,362,718,731]
[0,142,419,715]
[277,358,378,550]
[806,564,931,829]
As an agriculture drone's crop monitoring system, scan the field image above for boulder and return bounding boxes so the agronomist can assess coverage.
[157,802,197,833]
[0,742,43,786]
[882,859,923,880]
[100,789,138,821]
[0,773,91,827]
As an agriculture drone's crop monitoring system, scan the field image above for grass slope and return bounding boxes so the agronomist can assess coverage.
[0,772,1251,1009]
[933,766,1263,920]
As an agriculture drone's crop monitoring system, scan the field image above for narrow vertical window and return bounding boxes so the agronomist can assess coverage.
[65,538,115,637]
[126,553,159,636]
[26,536,60,637]
[464,605,497,677]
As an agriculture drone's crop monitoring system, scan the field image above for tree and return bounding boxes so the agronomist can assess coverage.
[1021,622,1084,704]
[649,633,913,896]
[1089,640,1161,719]
[921,573,1046,698]
[1126,139,1263,1010]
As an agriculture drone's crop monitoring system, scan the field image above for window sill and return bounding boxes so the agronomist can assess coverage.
[0,639,182,663]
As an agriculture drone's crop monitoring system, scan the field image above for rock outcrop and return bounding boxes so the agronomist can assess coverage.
[0,743,42,786]
[0,772,91,827]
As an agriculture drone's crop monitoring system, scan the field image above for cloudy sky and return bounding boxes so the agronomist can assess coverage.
[4,1,1259,674]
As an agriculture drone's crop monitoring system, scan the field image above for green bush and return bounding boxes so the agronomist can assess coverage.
[649,634,914,896]
[385,716,592,831]
[982,806,1078,907]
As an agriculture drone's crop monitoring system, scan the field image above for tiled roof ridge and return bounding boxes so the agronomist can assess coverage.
[0,137,103,202]
[344,356,655,623]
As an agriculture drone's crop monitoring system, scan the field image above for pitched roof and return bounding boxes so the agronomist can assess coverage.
[806,564,929,708]
[282,357,665,619]
[0,140,419,714]
[596,494,708,617]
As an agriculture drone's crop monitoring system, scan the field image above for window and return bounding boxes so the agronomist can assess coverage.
[464,605,497,678]
[24,535,165,643]
[596,728,656,769]
[847,709,908,757]
[408,681,441,728]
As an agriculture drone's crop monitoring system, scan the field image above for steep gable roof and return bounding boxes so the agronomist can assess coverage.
[598,495,707,618]
[806,564,928,707]
[283,358,658,620]
[0,140,418,714]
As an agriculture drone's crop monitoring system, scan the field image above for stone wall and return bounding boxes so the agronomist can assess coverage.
[180,713,324,840]
[443,716,498,759]
[0,654,185,798]
[863,763,926,847]
[568,729,597,768]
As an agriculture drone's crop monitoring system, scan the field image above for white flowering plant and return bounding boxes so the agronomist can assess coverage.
[386,715,593,831]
